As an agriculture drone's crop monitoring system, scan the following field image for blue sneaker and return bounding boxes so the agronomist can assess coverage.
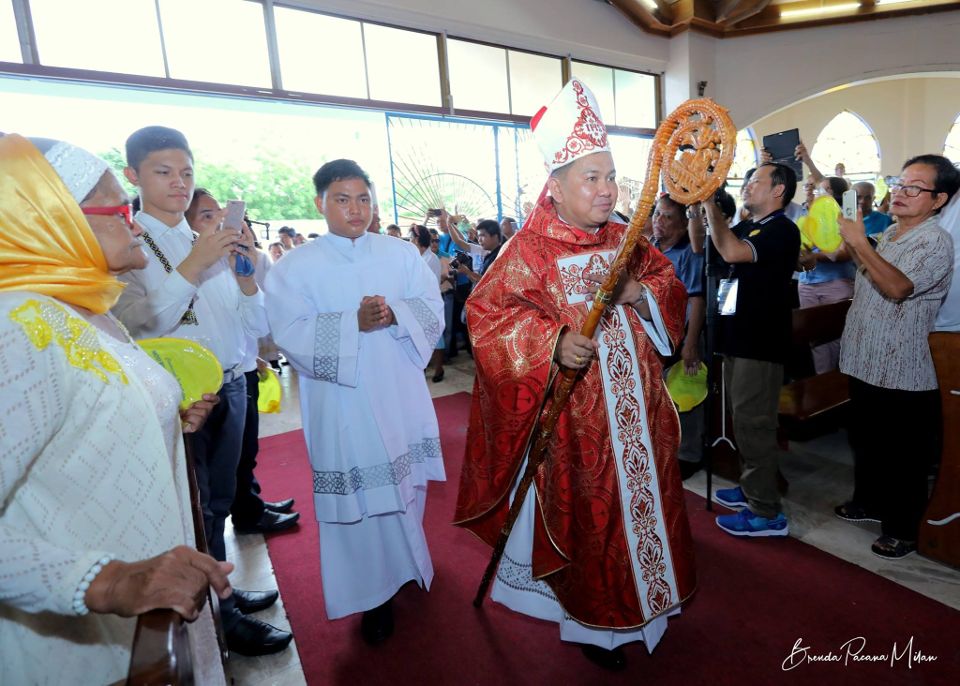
[716,509,789,537]
[714,486,748,509]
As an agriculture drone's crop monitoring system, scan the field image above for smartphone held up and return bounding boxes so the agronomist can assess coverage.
[841,189,858,221]
[222,200,256,277]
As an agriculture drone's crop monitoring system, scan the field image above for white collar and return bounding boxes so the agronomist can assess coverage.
[324,230,370,248]
[135,210,194,240]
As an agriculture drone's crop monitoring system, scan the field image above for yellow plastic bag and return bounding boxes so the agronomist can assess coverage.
[258,368,282,414]
[665,361,708,413]
[138,337,223,410]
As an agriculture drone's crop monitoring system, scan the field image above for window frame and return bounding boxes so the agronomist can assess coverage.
[0,0,659,135]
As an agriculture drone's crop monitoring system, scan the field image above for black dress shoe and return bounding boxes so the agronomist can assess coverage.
[360,600,394,645]
[264,498,295,513]
[232,588,279,614]
[581,644,626,671]
[679,460,702,481]
[226,615,293,657]
[234,509,300,535]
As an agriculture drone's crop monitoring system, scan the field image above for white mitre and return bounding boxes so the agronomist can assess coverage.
[530,78,611,174]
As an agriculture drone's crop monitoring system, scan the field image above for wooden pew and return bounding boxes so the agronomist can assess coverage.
[127,443,227,684]
[778,299,852,434]
[919,332,960,569]
[127,611,193,685]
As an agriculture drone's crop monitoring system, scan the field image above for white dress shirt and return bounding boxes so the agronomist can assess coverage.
[935,193,960,331]
[241,247,273,372]
[113,211,268,373]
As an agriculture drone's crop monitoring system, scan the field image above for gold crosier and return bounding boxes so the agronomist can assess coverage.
[473,98,737,607]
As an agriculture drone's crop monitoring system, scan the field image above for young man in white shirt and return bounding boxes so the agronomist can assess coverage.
[112,126,292,657]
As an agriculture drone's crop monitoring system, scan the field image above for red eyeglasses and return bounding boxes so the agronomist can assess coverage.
[81,204,133,228]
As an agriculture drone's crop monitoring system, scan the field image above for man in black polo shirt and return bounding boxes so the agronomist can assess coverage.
[704,162,800,537]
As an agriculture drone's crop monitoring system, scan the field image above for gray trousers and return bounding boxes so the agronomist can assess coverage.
[723,356,784,518]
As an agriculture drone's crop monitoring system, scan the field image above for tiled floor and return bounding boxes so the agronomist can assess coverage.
[225,355,960,684]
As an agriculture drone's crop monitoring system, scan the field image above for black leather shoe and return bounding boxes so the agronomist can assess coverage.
[679,460,702,481]
[581,644,626,671]
[264,498,295,513]
[232,588,279,614]
[226,615,293,657]
[360,600,394,645]
[234,509,300,535]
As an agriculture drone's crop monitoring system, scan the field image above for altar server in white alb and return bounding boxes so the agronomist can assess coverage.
[265,159,445,645]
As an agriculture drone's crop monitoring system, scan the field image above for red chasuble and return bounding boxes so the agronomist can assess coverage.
[454,195,696,630]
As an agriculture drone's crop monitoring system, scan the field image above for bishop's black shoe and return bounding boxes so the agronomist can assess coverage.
[264,498,295,513]
[581,644,627,671]
[679,459,702,481]
[232,588,279,615]
[360,600,394,646]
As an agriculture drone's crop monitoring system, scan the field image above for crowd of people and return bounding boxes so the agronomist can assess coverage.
[2,74,959,682]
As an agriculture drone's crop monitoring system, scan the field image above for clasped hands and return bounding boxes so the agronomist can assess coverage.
[554,272,648,370]
[358,295,395,332]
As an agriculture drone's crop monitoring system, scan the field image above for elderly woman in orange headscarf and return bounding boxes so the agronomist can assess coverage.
[0,134,230,684]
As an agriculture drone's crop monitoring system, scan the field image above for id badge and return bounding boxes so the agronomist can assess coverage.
[718,278,739,316]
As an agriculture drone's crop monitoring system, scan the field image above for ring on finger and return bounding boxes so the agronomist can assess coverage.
[575,355,584,365]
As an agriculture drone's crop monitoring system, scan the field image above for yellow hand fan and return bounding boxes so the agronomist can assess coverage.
[800,196,843,252]
[138,337,223,410]
[665,361,708,413]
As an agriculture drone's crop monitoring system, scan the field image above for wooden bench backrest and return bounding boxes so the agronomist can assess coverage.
[127,611,193,686]
[920,332,960,567]
[792,299,852,347]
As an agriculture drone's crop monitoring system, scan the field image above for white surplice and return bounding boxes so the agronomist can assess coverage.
[264,231,446,618]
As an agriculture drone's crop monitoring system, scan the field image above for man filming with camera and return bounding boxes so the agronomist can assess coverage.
[437,212,502,355]
[448,219,504,283]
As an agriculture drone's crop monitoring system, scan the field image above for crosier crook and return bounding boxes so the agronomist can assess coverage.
[473,98,737,608]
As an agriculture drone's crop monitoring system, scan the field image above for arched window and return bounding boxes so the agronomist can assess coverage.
[730,128,759,179]
[811,111,881,183]
[944,113,960,164]
[726,128,759,196]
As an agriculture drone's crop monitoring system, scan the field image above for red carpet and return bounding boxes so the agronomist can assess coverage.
[256,392,959,685]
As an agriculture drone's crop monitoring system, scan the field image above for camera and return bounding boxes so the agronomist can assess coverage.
[454,250,471,266]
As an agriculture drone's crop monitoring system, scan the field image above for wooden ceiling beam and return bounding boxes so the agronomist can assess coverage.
[605,0,673,37]
[731,1,960,35]
[607,0,960,37]
[715,0,772,24]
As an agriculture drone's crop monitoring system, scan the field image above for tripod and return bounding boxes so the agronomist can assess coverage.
[701,213,736,510]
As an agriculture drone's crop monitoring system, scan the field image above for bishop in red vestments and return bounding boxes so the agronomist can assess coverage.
[454,79,695,669]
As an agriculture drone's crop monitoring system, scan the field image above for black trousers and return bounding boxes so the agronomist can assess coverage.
[448,282,472,357]
[230,369,265,528]
[847,376,940,540]
[186,374,247,631]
